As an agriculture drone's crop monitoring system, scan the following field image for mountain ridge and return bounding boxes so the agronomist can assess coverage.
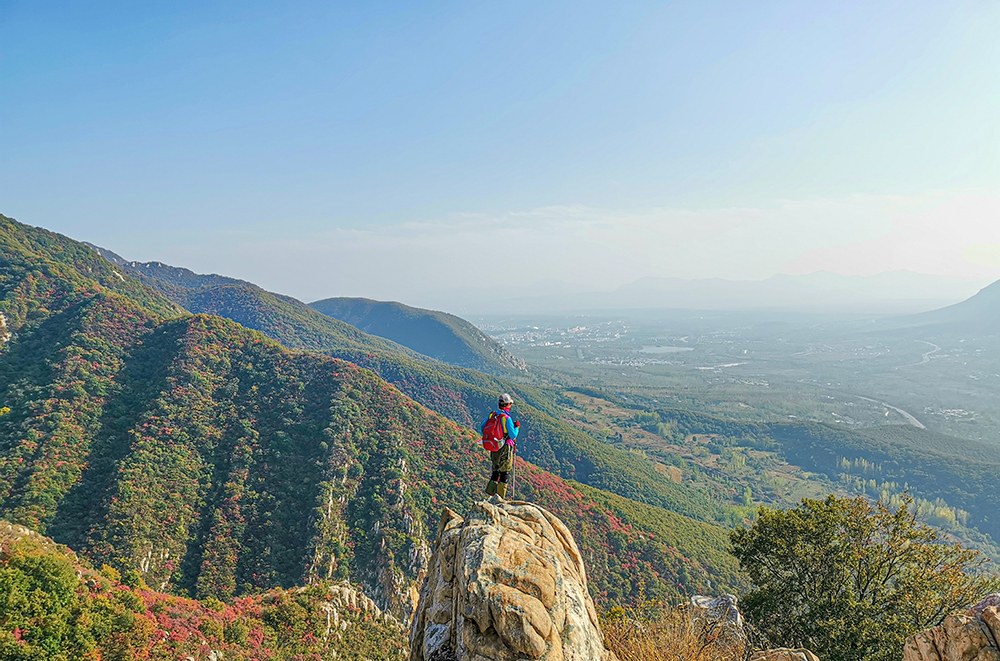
[86,243,527,376]
[310,296,527,375]
[892,279,1000,332]
[78,237,731,530]
[0,214,744,611]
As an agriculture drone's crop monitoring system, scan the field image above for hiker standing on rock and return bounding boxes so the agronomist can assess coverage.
[481,393,519,499]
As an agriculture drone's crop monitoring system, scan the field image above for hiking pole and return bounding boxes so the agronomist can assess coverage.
[510,441,516,500]
[509,419,520,500]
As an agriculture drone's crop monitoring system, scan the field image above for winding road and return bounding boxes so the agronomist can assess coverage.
[897,340,941,369]
[856,395,926,429]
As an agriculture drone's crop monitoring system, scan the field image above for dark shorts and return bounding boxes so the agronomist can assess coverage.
[490,443,514,472]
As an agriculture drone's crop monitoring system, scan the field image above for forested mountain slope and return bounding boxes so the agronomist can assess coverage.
[84,237,733,529]
[85,243,431,358]
[91,245,525,375]
[0,215,742,615]
[310,296,526,375]
[621,403,1000,543]
[767,422,1000,541]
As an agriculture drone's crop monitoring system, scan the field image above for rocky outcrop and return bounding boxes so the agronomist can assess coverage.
[0,312,10,346]
[409,497,616,661]
[903,604,1000,661]
[315,583,400,643]
[970,595,1000,618]
[751,650,821,661]
[691,593,745,643]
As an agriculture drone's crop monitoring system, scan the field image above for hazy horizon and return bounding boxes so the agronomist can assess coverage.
[82,238,1000,315]
[4,1,998,303]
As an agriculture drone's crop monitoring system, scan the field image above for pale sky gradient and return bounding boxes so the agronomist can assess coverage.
[2,1,998,303]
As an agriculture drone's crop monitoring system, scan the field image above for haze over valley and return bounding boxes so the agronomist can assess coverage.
[3,2,999,659]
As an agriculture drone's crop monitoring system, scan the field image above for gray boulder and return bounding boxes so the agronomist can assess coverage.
[691,593,745,643]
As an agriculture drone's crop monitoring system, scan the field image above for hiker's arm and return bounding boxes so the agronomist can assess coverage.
[505,416,519,440]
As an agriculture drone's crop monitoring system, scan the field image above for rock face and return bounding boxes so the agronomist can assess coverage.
[691,593,745,643]
[409,497,616,661]
[903,606,1000,661]
[751,650,821,661]
[970,595,1000,618]
[320,583,398,632]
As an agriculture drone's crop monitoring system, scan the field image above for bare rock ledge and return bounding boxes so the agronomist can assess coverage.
[409,497,617,661]
[903,598,1000,661]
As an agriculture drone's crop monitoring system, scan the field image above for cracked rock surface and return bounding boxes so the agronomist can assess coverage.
[409,497,616,661]
[903,603,1000,661]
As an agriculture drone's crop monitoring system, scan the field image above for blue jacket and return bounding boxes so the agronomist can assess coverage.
[480,410,518,445]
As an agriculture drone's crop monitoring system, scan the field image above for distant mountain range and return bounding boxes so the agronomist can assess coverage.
[88,241,991,319]
[417,272,993,316]
[86,243,524,376]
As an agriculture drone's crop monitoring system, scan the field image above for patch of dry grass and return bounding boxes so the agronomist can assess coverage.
[601,600,746,661]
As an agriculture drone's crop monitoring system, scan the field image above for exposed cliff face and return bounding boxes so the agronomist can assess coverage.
[409,497,616,661]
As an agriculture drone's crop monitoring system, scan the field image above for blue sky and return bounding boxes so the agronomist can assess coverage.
[2,1,998,302]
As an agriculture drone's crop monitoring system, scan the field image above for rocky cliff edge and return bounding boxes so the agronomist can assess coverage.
[904,596,1000,661]
[409,497,617,661]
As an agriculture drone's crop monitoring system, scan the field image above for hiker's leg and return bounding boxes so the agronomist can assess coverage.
[499,445,514,472]
[488,451,504,496]
[494,445,514,498]
[496,471,508,498]
[486,469,500,495]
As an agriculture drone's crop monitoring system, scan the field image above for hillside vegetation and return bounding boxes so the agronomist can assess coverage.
[85,245,428,359]
[768,422,1000,541]
[92,246,525,375]
[0,520,406,660]
[0,215,742,613]
[310,296,526,375]
[85,238,740,530]
[548,390,1000,561]
[86,229,1000,555]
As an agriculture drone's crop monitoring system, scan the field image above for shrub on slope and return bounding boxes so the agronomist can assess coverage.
[0,521,406,660]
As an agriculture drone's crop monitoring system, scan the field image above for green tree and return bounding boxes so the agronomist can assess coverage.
[730,495,1000,661]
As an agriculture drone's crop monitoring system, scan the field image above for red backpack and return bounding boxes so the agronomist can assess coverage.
[481,412,508,452]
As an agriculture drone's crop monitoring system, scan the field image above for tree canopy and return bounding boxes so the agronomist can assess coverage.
[731,494,1000,661]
